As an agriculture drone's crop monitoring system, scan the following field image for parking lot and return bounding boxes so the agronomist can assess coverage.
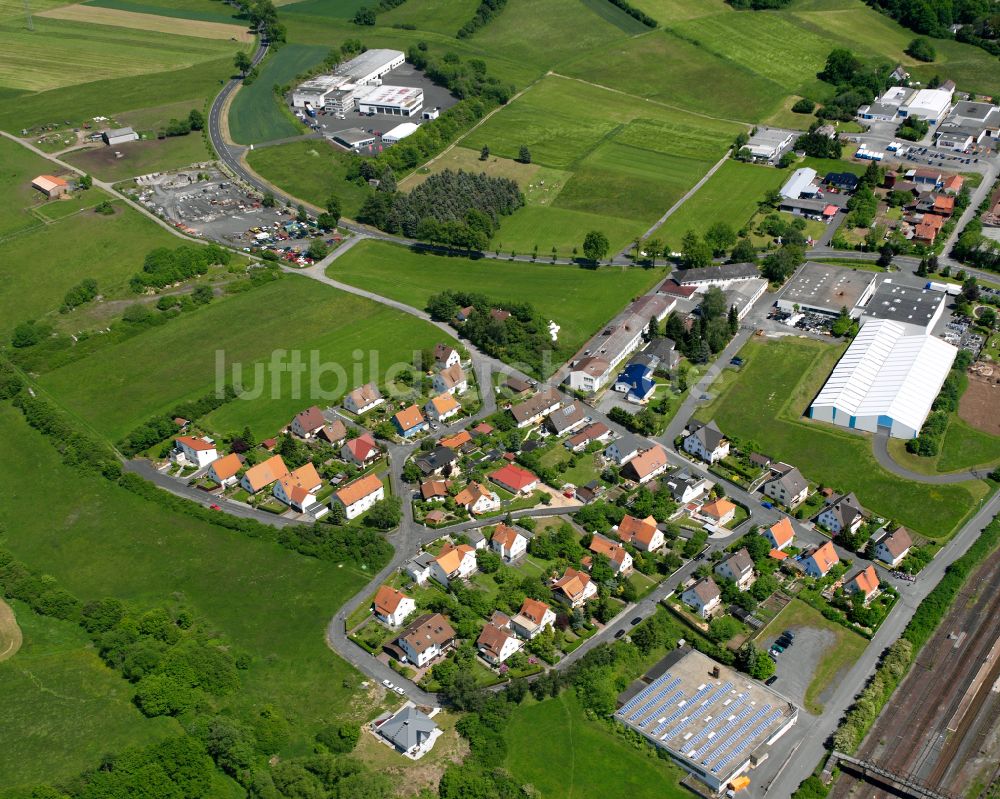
[293,62,458,153]
[758,626,833,714]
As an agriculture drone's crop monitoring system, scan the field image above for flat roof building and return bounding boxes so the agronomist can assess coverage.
[102,127,138,146]
[858,280,946,332]
[724,278,768,321]
[331,127,378,150]
[779,168,818,200]
[292,49,406,108]
[670,263,760,291]
[899,87,953,123]
[335,48,405,84]
[358,85,424,117]
[776,263,878,316]
[615,648,798,792]
[810,319,957,439]
[745,128,794,161]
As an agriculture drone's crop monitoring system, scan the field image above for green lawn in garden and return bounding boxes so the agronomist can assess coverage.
[504,691,689,799]
[695,336,989,539]
[37,275,445,441]
[328,239,666,361]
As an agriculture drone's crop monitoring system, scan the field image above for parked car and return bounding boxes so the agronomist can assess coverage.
[615,629,626,639]
[765,675,778,686]
[761,501,774,509]
[394,686,405,695]
[631,616,643,626]
[783,630,795,640]
[771,644,784,653]
[382,679,393,689]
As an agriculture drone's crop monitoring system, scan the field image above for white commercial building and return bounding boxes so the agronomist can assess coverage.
[358,85,424,117]
[809,319,957,439]
[858,280,947,333]
[745,128,794,161]
[779,168,819,200]
[102,127,138,146]
[291,48,406,109]
[381,121,420,143]
[899,88,953,123]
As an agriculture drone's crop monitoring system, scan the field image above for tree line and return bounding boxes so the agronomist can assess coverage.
[130,244,232,291]
[457,0,508,38]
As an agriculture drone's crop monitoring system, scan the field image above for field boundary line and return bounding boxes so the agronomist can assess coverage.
[548,72,754,126]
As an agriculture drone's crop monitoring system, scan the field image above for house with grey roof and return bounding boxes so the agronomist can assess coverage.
[605,432,646,465]
[714,548,756,591]
[545,402,589,436]
[763,464,809,508]
[683,419,730,464]
[872,526,912,567]
[681,577,721,619]
[816,492,865,535]
[374,704,441,759]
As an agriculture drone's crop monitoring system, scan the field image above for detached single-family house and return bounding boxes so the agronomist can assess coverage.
[845,565,880,603]
[343,383,384,415]
[683,420,730,464]
[434,343,461,369]
[477,623,522,665]
[290,406,326,439]
[489,463,539,495]
[615,514,664,552]
[588,533,633,575]
[553,567,597,608]
[873,526,913,568]
[467,530,487,550]
[430,542,477,586]
[396,613,455,668]
[802,541,840,578]
[566,422,611,452]
[714,548,755,591]
[509,389,562,429]
[665,470,711,504]
[334,473,385,519]
[490,524,527,562]
[613,361,655,403]
[764,517,795,551]
[440,430,472,450]
[763,465,809,508]
[405,552,436,585]
[319,419,347,445]
[393,405,428,438]
[681,577,722,619]
[373,586,415,627]
[426,393,461,422]
[174,436,218,468]
[420,479,451,502]
[817,493,865,536]
[240,454,288,494]
[454,482,501,515]
[274,463,324,514]
[510,598,556,639]
[433,364,468,396]
[342,433,380,467]
[568,355,613,393]
[546,403,589,436]
[702,498,737,526]
[415,446,457,477]
[208,453,242,487]
[623,445,669,484]
[604,433,645,465]
[375,705,440,758]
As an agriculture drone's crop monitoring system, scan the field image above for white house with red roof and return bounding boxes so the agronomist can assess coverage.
[553,568,597,608]
[430,542,477,587]
[174,436,218,468]
[589,533,633,575]
[615,514,664,552]
[208,453,242,487]
[273,462,325,515]
[802,541,840,578]
[477,622,522,665]
[490,524,527,562]
[510,598,556,639]
[341,433,380,467]
[489,463,539,495]
[373,585,416,627]
[763,517,795,551]
[290,406,326,439]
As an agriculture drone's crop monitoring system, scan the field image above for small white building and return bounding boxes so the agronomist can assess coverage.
[872,526,912,567]
[343,383,384,414]
[510,598,556,640]
[102,127,138,146]
[490,524,527,562]
[477,623,522,664]
[374,704,441,759]
[681,577,721,619]
[207,453,242,487]
[430,543,477,587]
[714,548,755,591]
[174,436,218,468]
[433,364,468,396]
[373,586,415,627]
[779,167,819,200]
[380,120,421,142]
[333,473,385,519]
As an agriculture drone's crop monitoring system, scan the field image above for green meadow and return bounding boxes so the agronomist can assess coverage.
[85,0,245,23]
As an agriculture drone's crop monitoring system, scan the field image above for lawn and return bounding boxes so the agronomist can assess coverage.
[757,598,866,715]
[228,43,328,145]
[657,160,788,250]
[504,691,690,799]
[63,133,211,181]
[0,404,374,757]
[38,275,446,441]
[328,240,666,361]
[246,139,373,216]
[0,600,178,792]
[0,134,62,238]
[0,15,242,93]
[376,0,480,35]
[695,336,989,538]
[490,204,648,258]
[887,412,1000,475]
[0,195,183,338]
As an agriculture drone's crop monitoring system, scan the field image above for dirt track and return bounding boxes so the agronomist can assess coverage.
[0,599,23,662]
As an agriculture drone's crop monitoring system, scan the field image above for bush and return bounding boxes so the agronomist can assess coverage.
[792,98,816,113]
[316,723,360,753]
[906,37,936,61]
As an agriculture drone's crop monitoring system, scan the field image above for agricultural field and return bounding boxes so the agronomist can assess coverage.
[228,43,328,145]
[0,405,374,759]
[37,276,445,441]
[0,135,63,238]
[38,3,252,40]
[63,132,211,181]
[0,16,244,93]
[278,0,369,19]
[0,599,178,791]
[85,0,246,24]
[246,139,372,216]
[630,0,729,20]
[657,160,788,249]
[504,692,689,799]
[463,75,742,252]
[695,336,989,538]
[327,240,667,359]
[377,0,480,36]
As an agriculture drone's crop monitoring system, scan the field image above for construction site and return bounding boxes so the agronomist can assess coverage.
[829,544,1000,799]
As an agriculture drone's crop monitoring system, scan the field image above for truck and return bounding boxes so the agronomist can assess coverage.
[925,281,963,296]
[305,106,317,118]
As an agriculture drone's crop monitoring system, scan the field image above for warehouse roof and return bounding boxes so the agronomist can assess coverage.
[672,263,759,285]
[335,48,404,81]
[779,263,877,314]
[860,281,945,328]
[779,167,818,199]
[811,319,957,435]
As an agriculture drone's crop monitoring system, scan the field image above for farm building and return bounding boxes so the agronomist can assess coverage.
[744,128,794,161]
[857,281,946,332]
[31,174,69,198]
[809,319,957,439]
[779,168,819,200]
[358,85,424,117]
[615,648,799,792]
[381,121,420,143]
[102,127,138,146]
[777,197,838,221]
[776,263,878,316]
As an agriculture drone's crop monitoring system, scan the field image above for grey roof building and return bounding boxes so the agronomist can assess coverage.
[644,337,680,370]
[416,446,457,475]
[687,419,727,451]
[376,705,439,756]
[546,402,588,435]
[672,263,760,287]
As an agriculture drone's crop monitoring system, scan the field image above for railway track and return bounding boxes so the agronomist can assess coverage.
[831,550,1000,799]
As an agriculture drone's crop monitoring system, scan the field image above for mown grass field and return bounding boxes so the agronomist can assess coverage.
[38,276,445,440]
[695,337,989,538]
[630,0,729,20]
[657,160,787,249]
[888,413,1000,475]
[0,15,242,92]
[504,692,689,799]
[377,0,480,36]
[246,139,372,216]
[228,43,328,145]
[85,0,245,24]
[0,135,62,238]
[0,599,178,791]
[0,404,374,759]
[329,240,666,357]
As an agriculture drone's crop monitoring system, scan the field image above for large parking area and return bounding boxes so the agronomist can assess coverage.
[295,63,458,153]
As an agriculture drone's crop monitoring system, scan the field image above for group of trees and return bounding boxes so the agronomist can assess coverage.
[816,48,894,121]
[162,109,205,138]
[457,0,508,38]
[896,115,930,141]
[118,386,238,456]
[760,242,805,283]
[241,0,284,42]
[953,215,1000,272]
[906,36,937,61]
[795,124,843,158]
[661,287,740,363]
[351,0,406,25]
[604,0,658,27]
[130,243,231,291]
[869,0,998,49]
[61,277,99,313]
[728,0,792,7]
[358,168,522,249]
